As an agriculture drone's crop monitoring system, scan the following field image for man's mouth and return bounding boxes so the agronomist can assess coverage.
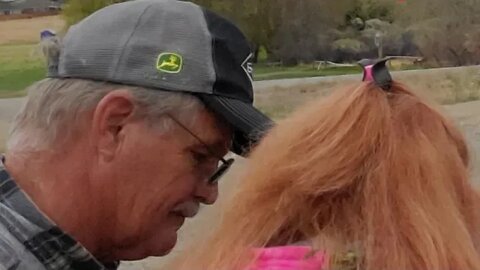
[172,202,200,218]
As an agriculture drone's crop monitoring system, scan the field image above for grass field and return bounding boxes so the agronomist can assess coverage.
[0,44,45,98]
[0,15,64,98]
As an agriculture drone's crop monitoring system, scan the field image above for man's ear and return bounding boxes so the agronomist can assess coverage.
[91,90,136,161]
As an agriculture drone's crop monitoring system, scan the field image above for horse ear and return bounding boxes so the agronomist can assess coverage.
[371,58,393,90]
[357,56,398,91]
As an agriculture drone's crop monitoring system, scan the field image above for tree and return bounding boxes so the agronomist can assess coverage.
[190,0,281,62]
[191,0,355,64]
[394,0,480,65]
[270,0,355,64]
[62,0,127,27]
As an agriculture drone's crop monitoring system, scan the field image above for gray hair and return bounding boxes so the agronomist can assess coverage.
[7,78,204,151]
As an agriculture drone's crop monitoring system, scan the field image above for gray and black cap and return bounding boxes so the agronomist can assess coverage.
[48,0,273,156]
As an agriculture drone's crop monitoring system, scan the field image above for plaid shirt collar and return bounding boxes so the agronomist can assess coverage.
[0,157,119,270]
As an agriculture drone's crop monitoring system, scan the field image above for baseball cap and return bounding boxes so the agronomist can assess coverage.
[48,0,273,156]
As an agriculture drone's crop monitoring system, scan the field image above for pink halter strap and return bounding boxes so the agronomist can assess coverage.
[248,246,327,270]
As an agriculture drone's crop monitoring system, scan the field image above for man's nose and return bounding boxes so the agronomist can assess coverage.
[194,181,219,205]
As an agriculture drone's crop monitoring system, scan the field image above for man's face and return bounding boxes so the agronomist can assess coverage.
[90,94,231,261]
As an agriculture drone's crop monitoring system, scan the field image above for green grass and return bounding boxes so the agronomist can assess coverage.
[253,64,362,81]
[0,44,46,98]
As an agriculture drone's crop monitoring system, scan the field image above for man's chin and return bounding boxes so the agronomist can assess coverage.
[148,239,177,258]
[111,231,178,261]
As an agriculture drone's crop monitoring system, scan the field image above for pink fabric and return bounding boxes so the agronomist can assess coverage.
[248,246,327,270]
[363,65,374,81]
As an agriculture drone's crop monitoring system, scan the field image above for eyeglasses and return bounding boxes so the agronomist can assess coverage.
[167,114,234,184]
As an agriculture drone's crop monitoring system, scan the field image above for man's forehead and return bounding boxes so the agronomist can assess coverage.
[193,109,232,148]
[202,122,232,149]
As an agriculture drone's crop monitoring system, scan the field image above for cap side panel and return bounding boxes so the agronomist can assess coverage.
[58,1,150,80]
[201,8,254,103]
[113,1,216,94]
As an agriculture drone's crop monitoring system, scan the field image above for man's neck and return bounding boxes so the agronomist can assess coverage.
[3,150,105,257]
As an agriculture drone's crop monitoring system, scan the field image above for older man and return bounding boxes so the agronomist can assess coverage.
[0,0,271,269]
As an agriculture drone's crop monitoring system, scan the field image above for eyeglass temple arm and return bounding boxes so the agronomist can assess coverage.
[166,114,229,163]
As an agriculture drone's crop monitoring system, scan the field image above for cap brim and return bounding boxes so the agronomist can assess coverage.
[198,95,274,156]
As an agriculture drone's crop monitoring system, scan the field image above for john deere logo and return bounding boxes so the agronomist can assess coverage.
[156,52,183,73]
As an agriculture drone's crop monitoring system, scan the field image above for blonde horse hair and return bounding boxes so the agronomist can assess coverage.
[173,81,480,270]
